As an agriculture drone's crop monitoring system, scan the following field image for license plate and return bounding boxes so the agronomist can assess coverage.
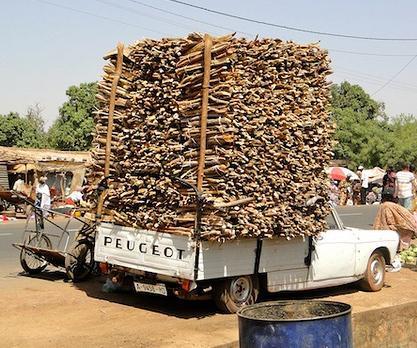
[133,281,167,296]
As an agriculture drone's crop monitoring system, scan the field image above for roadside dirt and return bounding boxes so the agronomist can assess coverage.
[0,265,416,348]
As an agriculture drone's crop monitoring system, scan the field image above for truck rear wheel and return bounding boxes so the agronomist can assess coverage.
[214,275,259,314]
[65,240,95,282]
[359,251,386,292]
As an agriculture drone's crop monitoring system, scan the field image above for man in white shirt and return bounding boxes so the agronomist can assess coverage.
[36,176,51,216]
[357,166,369,204]
[396,164,416,210]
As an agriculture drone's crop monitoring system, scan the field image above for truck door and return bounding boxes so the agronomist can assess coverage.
[310,211,356,282]
[260,237,310,292]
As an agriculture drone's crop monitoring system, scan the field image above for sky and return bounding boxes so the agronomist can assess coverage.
[1,0,417,127]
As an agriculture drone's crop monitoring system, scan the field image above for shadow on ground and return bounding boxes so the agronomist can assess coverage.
[72,274,361,319]
[72,275,218,319]
[10,267,383,319]
[403,263,417,272]
[5,269,67,282]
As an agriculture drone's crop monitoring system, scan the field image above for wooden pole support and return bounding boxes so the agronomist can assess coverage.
[97,42,124,217]
[197,34,212,192]
[104,42,124,177]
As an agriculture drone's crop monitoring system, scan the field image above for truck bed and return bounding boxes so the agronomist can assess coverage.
[94,223,309,282]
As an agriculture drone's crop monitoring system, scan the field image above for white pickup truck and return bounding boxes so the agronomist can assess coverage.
[94,207,399,313]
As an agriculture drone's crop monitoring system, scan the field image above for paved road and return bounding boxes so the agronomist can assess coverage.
[335,204,379,229]
[0,205,379,274]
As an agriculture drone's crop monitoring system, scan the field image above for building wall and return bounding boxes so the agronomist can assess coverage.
[0,163,9,190]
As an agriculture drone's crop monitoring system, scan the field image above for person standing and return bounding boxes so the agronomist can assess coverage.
[338,177,350,206]
[36,176,51,215]
[357,166,369,205]
[329,181,339,205]
[382,167,396,202]
[352,179,361,205]
[395,163,416,210]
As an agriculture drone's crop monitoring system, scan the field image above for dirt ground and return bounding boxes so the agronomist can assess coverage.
[0,264,416,348]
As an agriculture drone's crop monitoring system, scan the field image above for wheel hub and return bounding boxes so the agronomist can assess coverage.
[230,277,251,302]
[370,259,383,284]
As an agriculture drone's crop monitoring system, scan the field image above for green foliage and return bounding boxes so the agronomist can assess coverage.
[0,109,47,148]
[331,82,384,120]
[386,114,417,167]
[48,82,97,151]
[331,81,417,169]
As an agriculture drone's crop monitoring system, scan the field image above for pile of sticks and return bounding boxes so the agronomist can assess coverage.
[87,33,334,241]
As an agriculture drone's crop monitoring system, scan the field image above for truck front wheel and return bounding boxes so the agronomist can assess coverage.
[359,251,386,292]
[214,275,259,313]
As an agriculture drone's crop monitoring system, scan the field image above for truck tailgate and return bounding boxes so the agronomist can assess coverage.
[94,223,196,279]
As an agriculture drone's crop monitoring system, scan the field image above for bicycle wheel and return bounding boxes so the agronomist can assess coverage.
[20,234,52,274]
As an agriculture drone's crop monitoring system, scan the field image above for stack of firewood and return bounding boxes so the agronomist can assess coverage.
[87,33,334,241]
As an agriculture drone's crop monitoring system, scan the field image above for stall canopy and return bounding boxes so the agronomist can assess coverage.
[364,167,385,184]
[326,167,360,181]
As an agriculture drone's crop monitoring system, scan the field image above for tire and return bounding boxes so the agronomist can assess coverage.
[359,251,386,292]
[214,275,259,314]
[65,240,95,282]
[20,234,52,274]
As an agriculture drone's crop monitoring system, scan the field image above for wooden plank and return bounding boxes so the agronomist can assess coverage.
[97,42,124,217]
[105,42,124,177]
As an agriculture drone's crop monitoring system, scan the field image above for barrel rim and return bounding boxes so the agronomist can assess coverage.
[237,300,352,322]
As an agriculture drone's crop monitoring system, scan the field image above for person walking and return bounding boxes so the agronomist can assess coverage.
[395,163,416,210]
[357,166,369,205]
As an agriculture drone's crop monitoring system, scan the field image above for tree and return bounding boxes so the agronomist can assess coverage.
[385,114,417,167]
[26,103,46,131]
[0,109,47,148]
[48,82,98,151]
[331,81,385,120]
[330,82,391,168]
[330,82,417,169]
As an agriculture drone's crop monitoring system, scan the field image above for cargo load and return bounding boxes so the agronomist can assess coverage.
[87,33,334,241]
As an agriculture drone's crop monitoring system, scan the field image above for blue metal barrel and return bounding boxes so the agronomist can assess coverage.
[238,300,352,348]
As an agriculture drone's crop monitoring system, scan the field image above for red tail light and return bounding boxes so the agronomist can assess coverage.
[181,279,191,292]
[99,262,109,274]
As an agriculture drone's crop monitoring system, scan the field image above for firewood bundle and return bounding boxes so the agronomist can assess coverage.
[87,33,334,241]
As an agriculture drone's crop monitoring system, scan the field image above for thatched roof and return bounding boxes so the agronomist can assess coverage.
[0,146,91,165]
